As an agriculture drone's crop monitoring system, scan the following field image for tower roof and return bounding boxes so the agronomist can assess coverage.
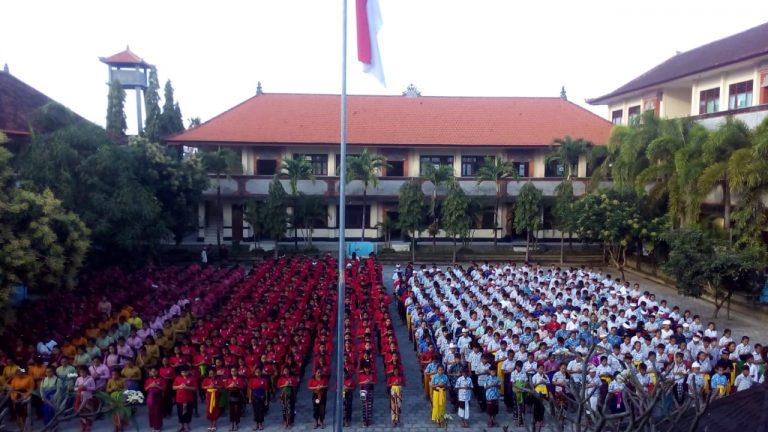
[99,46,151,68]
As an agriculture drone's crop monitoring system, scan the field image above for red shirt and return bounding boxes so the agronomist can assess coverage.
[159,367,175,380]
[173,376,196,403]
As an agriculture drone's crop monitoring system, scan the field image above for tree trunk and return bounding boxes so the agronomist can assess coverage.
[361,188,367,242]
[216,173,222,257]
[411,234,416,263]
[273,240,279,258]
[452,236,457,263]
[723,181,732,245]
[494,183,500,247]
[525,230,530,262]
[560,233,565,265]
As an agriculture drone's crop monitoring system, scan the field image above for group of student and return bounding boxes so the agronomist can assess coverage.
[396,261,767,430]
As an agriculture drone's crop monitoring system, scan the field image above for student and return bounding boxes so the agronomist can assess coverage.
[387,369,405,427]
[225,367,246,431]
[734,368,754,392]
[342,369,355,427]
[509,361,528,427]
[75,366,96,432]
[484,367,502,427]
[173,367,197,432]
[277,368,297,428]
[248,366,269,431]
[709,365,729,400]
[308,369,329,429]
[430,365,450,426]
[530,364,550,431]
[455,368,473,428]
[144,367,165,432]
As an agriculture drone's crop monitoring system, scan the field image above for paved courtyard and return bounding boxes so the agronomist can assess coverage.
[47,262,767,432]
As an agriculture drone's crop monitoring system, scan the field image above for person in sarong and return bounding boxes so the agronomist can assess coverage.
[225,367,246,431]
[202,368,222,431]
[248,365,269,431]
[358,362,376,427]
[342,369,355,427]
[387,369,405,427]
[173,366,197,432]
[455,368,473,428]
[39,366,62,426]
[74,366,96,432]
[277,367,296,427]
[144,367,165,432]
[531,364,550,431]
[509,361,528,427]
[430,365,449,426]
[308,369,329,429]
[485,371,502,427]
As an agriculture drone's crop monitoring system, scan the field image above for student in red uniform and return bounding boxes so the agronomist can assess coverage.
[358,362,376,427]
[343,368,356,427]
[225,367,246,431]
[308,369,329,429]
[158,358,176,418]
[202,368,222,431]
[248,365,269,431]
[387,368,405,427]
[173,366,196,432]
[144,367,165,432]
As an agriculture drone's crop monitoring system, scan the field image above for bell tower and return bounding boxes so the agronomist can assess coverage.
[100,46,151,134]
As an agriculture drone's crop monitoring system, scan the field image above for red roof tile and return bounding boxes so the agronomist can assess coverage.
[99,47,150,68]
[0,71,54,136]
[589,22,768,104]
[168,94,612,147]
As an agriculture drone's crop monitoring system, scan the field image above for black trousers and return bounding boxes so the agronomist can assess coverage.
[176,402,193,424]
[252,396,266,423]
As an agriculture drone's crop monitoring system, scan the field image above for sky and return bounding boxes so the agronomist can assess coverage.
[3,0,768,135]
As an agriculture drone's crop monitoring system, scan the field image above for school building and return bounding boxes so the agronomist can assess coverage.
[588,22,768,129]
[167,90,612,243]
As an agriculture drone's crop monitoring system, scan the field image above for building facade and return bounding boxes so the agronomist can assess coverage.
[589,22,768,129]
[168,92,612,243]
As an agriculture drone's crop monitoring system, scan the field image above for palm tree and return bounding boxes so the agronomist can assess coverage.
[475,156,518,245]
[201,147,239,256]
[727,117,768,246]
[421,163,454,248]
[546,136,591,180]
[696,118,751,244]
[278,156,315,248]
[589,112,657,191]
[346,148,389,241]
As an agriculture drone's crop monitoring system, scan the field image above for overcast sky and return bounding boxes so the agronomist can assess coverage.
[3,0,767,134]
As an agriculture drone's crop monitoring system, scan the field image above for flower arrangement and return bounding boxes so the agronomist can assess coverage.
[123,390,145,406]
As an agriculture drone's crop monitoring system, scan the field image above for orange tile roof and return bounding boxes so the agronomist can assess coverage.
[168,93,612,147]
[99,47,150,68]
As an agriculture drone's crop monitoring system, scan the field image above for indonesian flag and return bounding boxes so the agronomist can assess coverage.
[356,0,385,87]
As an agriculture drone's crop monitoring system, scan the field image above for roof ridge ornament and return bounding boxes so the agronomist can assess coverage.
[256,81,263,96]
[560,86,567,101]
[402,83,421,97]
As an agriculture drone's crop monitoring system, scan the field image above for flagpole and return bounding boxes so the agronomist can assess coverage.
[334,0,348,430]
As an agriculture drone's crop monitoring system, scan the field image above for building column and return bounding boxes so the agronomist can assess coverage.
[198,201,206,242]
[328,150,337,176]
[453,150,462,177]
[577,156,587,178]
[223,203,233,241]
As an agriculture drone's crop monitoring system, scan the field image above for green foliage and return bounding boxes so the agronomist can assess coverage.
[546,136,591,180]
[513,182,542,235]
[143,68,161,142]
[292,193,326,245]
[661,228,713,297]
[398,180,426,260]
[475,156,518,244]
[279,156,314,196]
[159,80,184,137]
[0,147,90,308]
[442,182,471,239]
[573,188,666,279]
[346,149,388,240]
[106,79,127,144]
[552,180,576,235]
[262,178,289,255]
[421,163,454,220]
[244,200,264,243]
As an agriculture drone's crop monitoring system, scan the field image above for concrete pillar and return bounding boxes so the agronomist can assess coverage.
[328,150,337,176]
[577,156,587,178]
[453,150,462,177]
[223,203,232,241]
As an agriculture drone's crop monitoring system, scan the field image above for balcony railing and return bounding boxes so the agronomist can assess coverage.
[204,175,605,199]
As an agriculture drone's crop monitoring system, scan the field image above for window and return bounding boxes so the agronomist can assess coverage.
[611,109,623,125]
[545,160,565,178]
[542,205,555,230]
[299,154,328,176]
[627,106,641,125]
[478,207,496,229]
[256,159,277,175]
[386,160,404,177]
[728,80,753,109]
[511,162,529,177]
[699,88,720,114]
[461,156,485,177]
[338,205,371,228]
[420,155,453,172]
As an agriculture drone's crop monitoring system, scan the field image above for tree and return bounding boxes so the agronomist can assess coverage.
[573,189,665,281]
[188,117,202,128]
[262,177,288,257]
[421,163,454,248]
[475,156,518,245]
[158,80,184,137]
[696,118,750,244]
[397,179,426,262]
[727,117,768,248]
[547,136,590,180]
[244,201,264,248]
[278,156,315,248]
[553,180,576,264]
[346,149,389,241]
[663,227,761,318]
[105,79,126,144]
[513,182,543,262]
[442,181,472,262]
[143,67,161,142]
[292,193,326,247]
[201,148,240,255]
[0,147,90,311]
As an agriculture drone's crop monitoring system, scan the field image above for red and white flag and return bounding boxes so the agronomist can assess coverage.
[356,0,385,87]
